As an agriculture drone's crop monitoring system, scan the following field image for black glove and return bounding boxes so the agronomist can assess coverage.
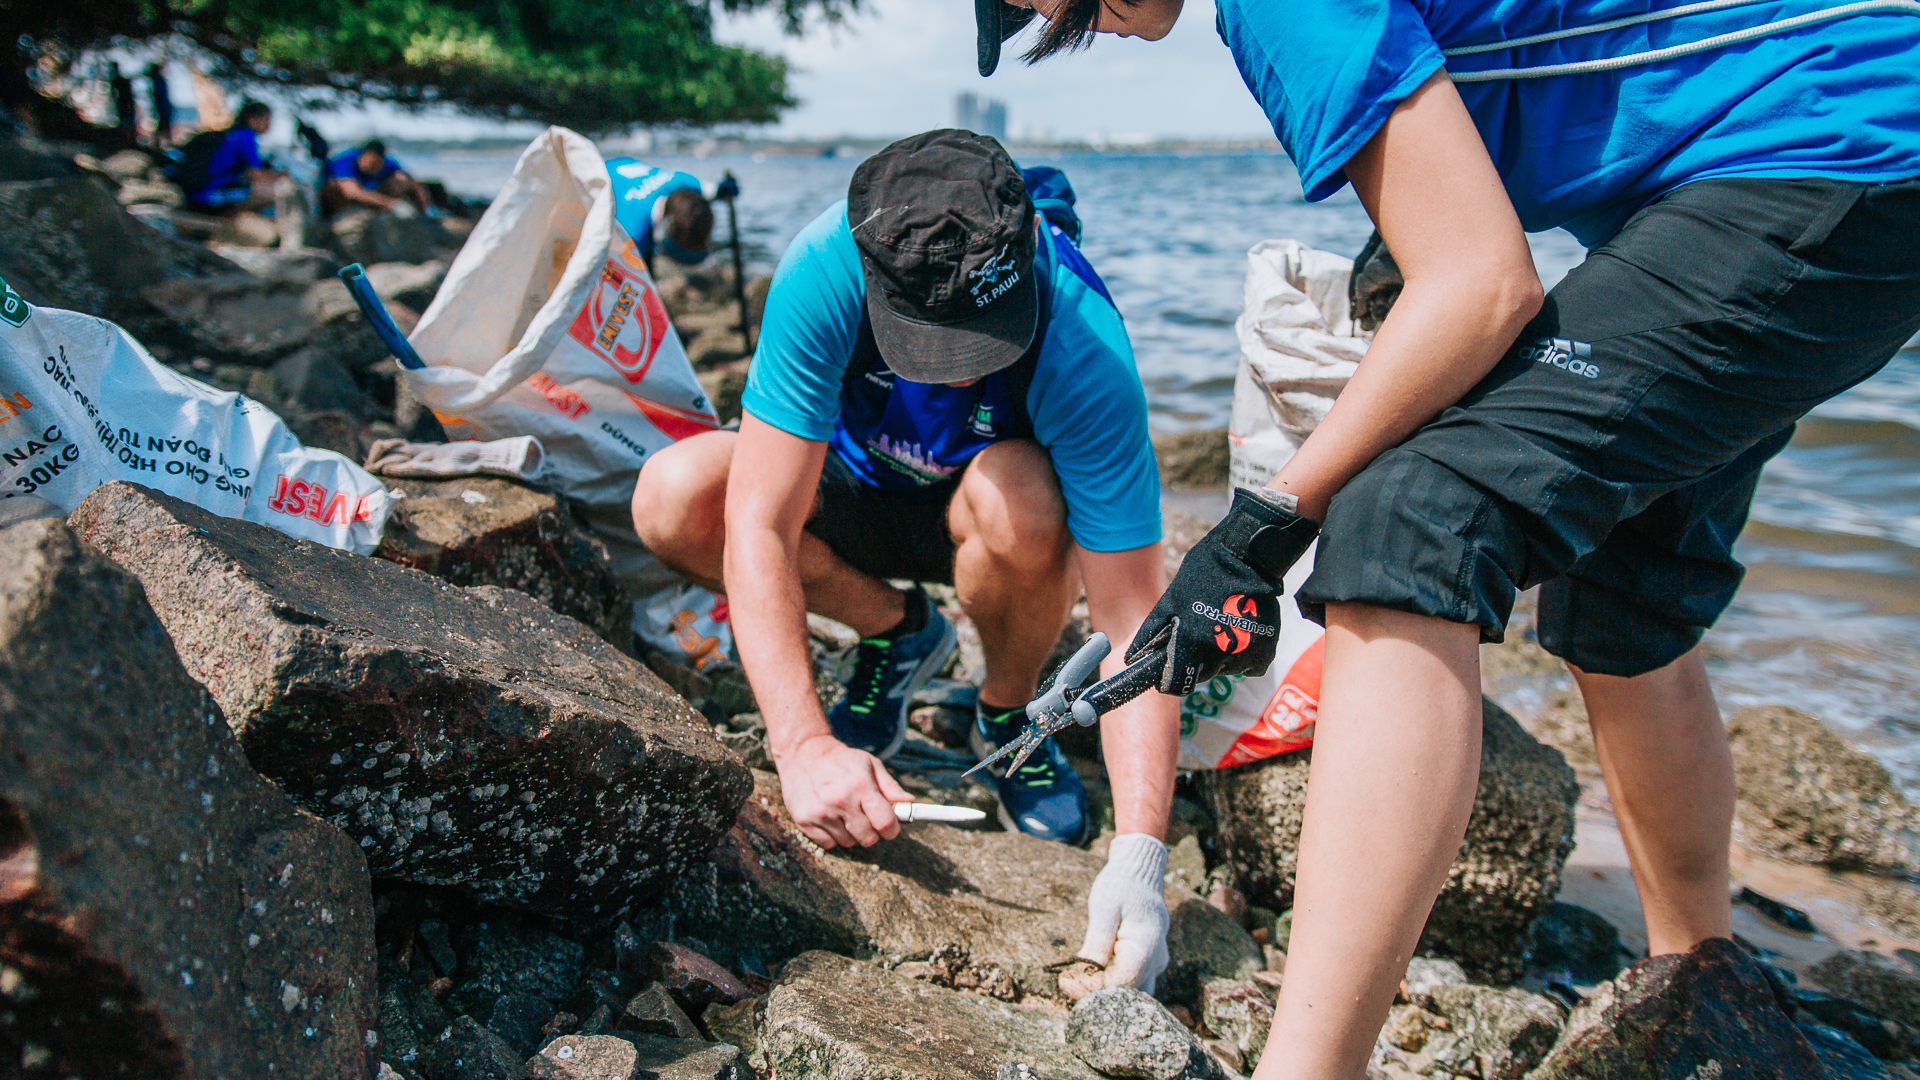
[1128,488,1321,696]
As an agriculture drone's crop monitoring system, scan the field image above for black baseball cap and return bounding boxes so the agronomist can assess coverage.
[976,0,1039,75]
[847,129,1038,384]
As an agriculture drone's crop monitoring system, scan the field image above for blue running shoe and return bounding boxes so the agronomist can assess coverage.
[969,701,1090,845]
[827,587,955,760]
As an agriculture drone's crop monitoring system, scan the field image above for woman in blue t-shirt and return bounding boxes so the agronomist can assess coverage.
[989,0,1920,1072]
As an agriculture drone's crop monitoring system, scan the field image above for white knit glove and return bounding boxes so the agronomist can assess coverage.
[1078,833,1171,994]
[364,436,544,480]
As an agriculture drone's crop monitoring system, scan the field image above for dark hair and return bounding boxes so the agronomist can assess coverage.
[662,188,714,252]
[237,100,273,124]
[1021,0,1138,63]
[364,139,387,157]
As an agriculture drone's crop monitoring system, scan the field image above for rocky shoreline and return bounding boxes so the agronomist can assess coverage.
[6,135,1920,1079]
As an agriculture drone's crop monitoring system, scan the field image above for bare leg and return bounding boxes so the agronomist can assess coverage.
[947,440,1077,707]
[632,430,904,636]
[1255,603,1483,1080]
[1571,647,1733,955]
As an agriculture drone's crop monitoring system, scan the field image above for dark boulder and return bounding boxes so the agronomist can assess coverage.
[373,477,626,646]
[1529,901,1628,985]
[69,481,751,918]
[1529,937,1825,1078]
[0,517,377,1079]
[1196,698,1577,983]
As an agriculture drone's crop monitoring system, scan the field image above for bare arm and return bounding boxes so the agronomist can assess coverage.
[1268,71,1543,520]
[1077,542,1176,840]
[725,413,907,848]
[329,176,396,210]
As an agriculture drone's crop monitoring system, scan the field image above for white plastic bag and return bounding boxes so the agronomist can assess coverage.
[1178,240,1370,769]
[0,277,391,552]
[399,127,730,661]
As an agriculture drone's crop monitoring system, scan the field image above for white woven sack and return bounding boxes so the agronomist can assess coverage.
[400,127,727,656]
[0,278,390,552]
[1228,239,1371,491]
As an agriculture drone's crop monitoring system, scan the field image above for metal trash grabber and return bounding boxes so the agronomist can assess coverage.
[963,632,1166,779]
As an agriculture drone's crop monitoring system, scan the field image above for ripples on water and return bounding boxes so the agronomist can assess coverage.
[409,146,1920,790]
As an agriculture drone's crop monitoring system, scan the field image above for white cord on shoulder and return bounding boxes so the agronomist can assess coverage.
[1446,0,1920,81]
[1445,0,1778,56]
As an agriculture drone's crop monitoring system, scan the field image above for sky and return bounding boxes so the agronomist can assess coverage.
[82,0,1278,145]
[714,0,1277,142]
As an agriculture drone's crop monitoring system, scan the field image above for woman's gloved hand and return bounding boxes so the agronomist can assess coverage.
[1127,487,1320,696]
[1076,833,1171,994]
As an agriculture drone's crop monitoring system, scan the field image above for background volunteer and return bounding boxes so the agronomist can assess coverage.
[986,0,1920,1075]
[631,130,1183,992]
[320,140,430,217]
[605,157,732,271]
[186,100,283,215]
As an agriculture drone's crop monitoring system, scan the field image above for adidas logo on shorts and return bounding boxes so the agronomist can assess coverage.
[1520,337,1602,378]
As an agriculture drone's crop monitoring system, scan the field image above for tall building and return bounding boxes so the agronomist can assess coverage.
[955,92,1010,144]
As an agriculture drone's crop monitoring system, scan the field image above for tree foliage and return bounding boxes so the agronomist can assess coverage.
[1,0,856,131]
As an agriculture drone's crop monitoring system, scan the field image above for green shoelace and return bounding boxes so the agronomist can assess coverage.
[844,637,897,717]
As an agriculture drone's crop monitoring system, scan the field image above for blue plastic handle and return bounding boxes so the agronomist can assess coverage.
[338,263,426,370]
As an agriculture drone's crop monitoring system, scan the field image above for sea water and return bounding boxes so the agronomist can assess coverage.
[405,146,1920,792]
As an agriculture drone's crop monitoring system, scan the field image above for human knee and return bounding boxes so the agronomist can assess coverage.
[955,441,1068,569]
[631,434,732,557]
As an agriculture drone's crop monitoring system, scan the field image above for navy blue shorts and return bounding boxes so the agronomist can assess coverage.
[1298,176,1920,677]
[804,451,958,584]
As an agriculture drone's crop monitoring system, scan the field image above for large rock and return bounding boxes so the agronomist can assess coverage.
[143,270,419,371]
[630,770,1262,1004]
[1152,430,1229,491]
[1529,938,1825,1079]
[327,207,448,266]
[68,481,751,917]
[0,517,377,1078]
[763,951,1104,1080]
[1726,704,1920,875]
[1195,698,1577,983]
[528,1033,754,1080]
[1068,986,1232,1080]
[374,477,626,646]
[1808,950,1920,1029]
[0,176,238,340]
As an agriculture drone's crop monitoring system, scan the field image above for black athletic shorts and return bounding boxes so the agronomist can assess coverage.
[803,452,959,584]
[1298,175,1920,677]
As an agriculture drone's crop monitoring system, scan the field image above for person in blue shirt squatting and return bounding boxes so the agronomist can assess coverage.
[604,158,739,275]
[631,130,1183,994]
[186,101,286,216]
[319,139,430,218]
[982,0,1920,1073]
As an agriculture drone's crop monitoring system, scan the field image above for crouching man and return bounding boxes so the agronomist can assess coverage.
[632,130,1179,991]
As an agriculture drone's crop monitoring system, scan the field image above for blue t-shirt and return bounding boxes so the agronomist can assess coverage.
[1217,0,1920,245]
[743,201,1162,554]
[606,158,703,260]
[196,127,263,199]
[327,148,403,187]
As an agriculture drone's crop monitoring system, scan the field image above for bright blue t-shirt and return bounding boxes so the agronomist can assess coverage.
[327,148,403,187]
[1216,0,1920,245]
[195,127,264,199]
[743,201,1163,554]
[606,158,703,260]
